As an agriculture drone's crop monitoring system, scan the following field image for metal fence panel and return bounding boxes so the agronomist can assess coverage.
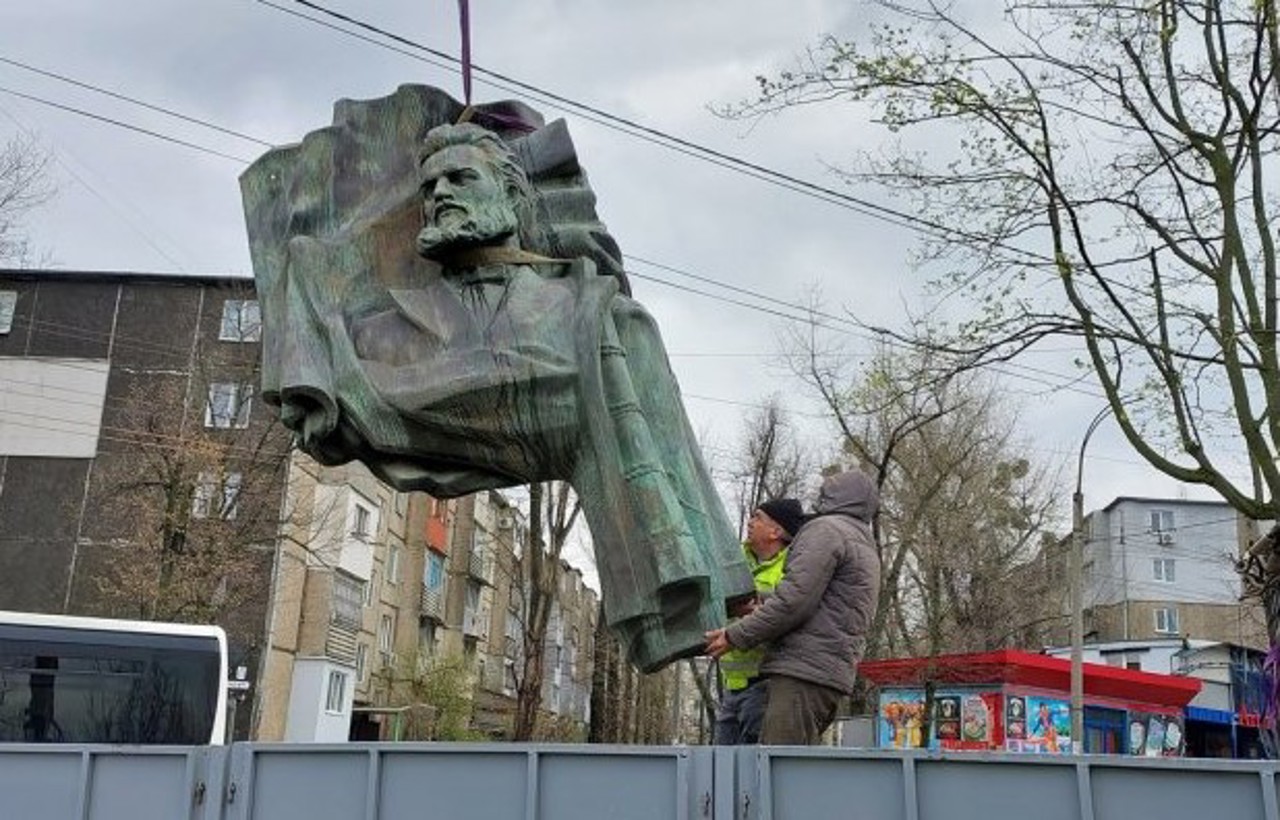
[0,746,217,820]
[750,749,908,820]
[747,748,1280,820]
[223,744,709,820]
[915,758,1081,820]
[1090,763,1269,820]
[4,742,1280,820]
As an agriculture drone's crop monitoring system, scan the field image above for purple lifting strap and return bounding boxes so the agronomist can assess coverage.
[457,0,472,104]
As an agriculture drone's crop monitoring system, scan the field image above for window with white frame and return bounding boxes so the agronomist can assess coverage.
[355,643,368,684]
[0,291,15,334]
[219,299,261,342]
[378,613,395,663]
[388,544,401,585]
[1153,558,1176,583]
[324,669,347,713]
[364,569,377,606]
[332,572,363,628]
[204,382,253,429]
[504,658,517,696]
[1150,509,1175,533]
[192,471,242,520]
[351,503,374,540]
[1154,606,1180,634]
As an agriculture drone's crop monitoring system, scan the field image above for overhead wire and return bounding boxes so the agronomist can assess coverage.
[0,51,1167,409]
[0,56,275,149]
[0,101,191,272]
[265,0,1062,272]
[0,50,1113,399]
[0,85,254,164]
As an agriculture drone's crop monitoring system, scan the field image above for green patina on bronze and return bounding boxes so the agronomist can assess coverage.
[239,85,753,672]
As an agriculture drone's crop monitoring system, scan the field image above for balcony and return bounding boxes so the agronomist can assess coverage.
[420,583,444,622]
[468,549,488,584]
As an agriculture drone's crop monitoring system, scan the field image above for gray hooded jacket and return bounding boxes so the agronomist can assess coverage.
[724,470,881,694]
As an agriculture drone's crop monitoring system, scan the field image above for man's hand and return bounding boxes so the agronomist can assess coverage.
[705,628,732,658]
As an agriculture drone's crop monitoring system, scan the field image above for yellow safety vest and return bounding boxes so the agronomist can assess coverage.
[719,543,787,691]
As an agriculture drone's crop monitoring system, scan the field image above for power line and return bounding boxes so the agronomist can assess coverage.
[0,85,253,164]
[0,60,1107,401]
[262,0,1058,269]
[0,55,275,148]
[0,102,191,272]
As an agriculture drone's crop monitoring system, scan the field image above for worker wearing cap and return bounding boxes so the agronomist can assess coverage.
[713,498,805,744]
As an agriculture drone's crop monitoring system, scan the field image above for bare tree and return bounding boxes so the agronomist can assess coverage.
[0,134,52,265]
[511,481,582,740]
[734,0,1280,644]
[87,367,292,624]
[729,395,812,537]
[788,330,1061,729]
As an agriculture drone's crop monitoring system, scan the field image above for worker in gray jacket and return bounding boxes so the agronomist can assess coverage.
[705,469,881,744]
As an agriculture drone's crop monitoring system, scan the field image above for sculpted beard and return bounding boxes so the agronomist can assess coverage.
[416,199,519,259]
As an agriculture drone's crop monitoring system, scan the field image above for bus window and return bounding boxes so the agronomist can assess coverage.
[0,612,227,745]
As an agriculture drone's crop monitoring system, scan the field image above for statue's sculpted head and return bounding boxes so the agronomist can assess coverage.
[415,123,536,260]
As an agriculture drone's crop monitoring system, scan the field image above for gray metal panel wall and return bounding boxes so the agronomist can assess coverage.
[223,744,710,820]
[746,748,1280,820]
[0,745,224,820]
[3,743,1279,820]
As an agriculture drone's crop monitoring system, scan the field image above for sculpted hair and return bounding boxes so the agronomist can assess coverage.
[419,123,539,247]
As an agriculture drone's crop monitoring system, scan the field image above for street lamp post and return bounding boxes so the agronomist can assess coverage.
[1072,406,1111,755]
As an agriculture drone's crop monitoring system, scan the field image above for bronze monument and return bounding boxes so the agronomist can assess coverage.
[240,86,752,671]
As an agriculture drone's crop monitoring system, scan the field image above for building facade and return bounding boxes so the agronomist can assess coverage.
[1078,497,1265,648]
[0,269,282,738]
[0,269,598,743]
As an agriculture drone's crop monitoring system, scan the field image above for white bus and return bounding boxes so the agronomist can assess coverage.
[0,610,228,745]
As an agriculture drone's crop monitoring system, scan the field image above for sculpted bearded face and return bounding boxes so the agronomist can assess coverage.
[415,136,522,260]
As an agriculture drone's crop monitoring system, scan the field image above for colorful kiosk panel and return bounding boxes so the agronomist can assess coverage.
[862,650,1200,756]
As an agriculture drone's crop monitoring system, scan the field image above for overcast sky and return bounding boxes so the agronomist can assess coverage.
[0,0,1226,552]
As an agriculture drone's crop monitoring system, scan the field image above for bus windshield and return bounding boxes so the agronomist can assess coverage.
[0,616,226,745]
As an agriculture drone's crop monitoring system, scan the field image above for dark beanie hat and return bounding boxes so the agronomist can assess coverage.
[757,498,806,538]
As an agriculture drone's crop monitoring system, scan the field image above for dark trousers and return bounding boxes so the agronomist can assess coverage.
[760,675,843,745]
[714,680,769,745]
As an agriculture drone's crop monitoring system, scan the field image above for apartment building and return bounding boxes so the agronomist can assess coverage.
[1078,497,1266,648]
[0,269,283,738]
[0,268,599,742]
[454,490,598,738]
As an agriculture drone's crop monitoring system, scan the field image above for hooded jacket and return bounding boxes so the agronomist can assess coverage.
[724,470,881,694]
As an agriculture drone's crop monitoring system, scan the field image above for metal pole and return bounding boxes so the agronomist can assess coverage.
[1072,406,1111,755]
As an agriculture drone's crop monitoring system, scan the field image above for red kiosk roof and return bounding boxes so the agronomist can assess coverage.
[859,649,1201,708]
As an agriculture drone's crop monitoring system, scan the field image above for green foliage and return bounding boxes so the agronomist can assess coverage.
[732,0,1280,525]
[406,655,486,742]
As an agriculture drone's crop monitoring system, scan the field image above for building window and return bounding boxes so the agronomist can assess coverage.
[388,544,402,585]
[324,669,347,713]
[1154,607,1180,634]
[378,613,395,664]
[1150,509,1175,533]
[425,552,445,590]
[1153,558,1175,583]
[504,659,516,696]
[332,571,363,628]
[364,569,377,606]
[192,471,242,520]
[351,503,374,540]
[0,291,15,334]
[204,382,253,429]
[355,643,368,684]
[219,299,261,342]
